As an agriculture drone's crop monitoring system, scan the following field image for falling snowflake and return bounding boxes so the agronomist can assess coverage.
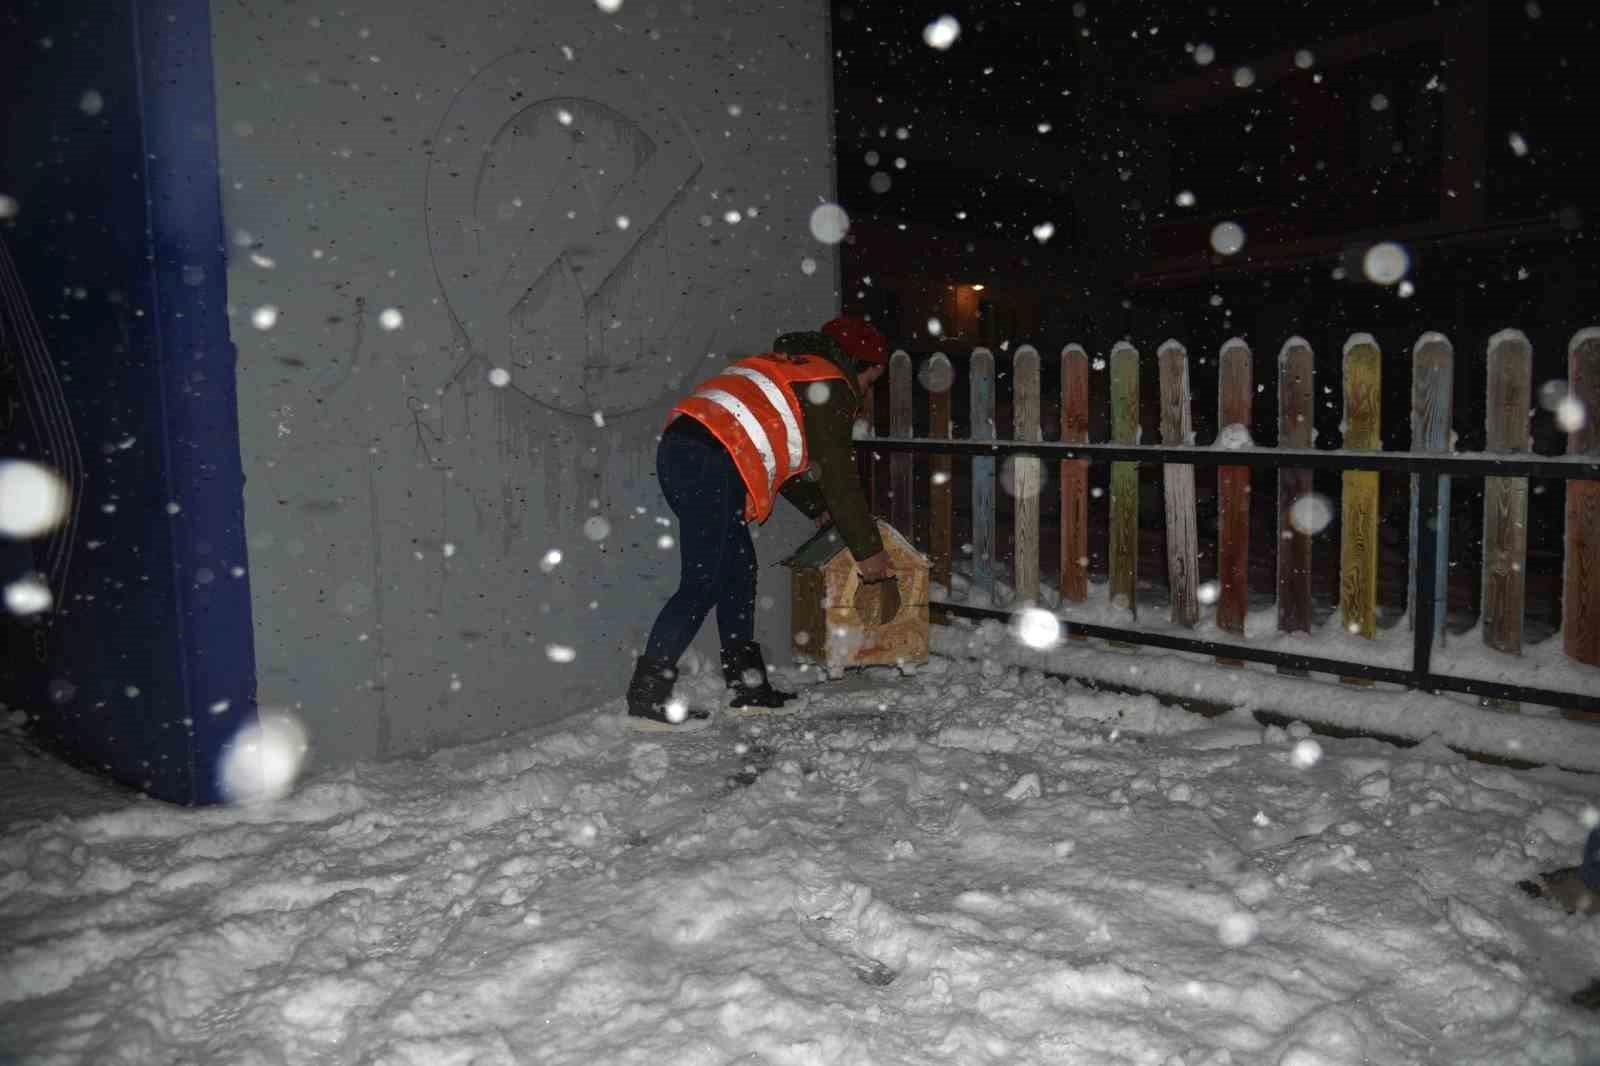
[923,15,961,50]
[1288,493,1333,535]
[1032,221,1056,243]
[1013,607,1061,650]
[5,576,51,615]
[252,305,280,330]
[809,203,850,244]
[1291,739,1324,768]
[488,367,511,388]
[1209,222,1245,256]
[218,711,309,805]
[1557,395,1588,433]
[0,460,68,538]
[546,644,577,663]
[1362,242,1410,285]
[1194,43,1215,66]
[379,307,404,331]
[540,548,563,573]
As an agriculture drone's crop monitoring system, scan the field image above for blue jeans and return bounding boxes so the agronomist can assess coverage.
[643,419,757,663]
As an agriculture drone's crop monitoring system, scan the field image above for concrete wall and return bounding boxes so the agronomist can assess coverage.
[211,0,839,770]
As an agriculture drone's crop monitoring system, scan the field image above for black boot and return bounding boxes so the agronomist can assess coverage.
[626,656,710,727]
[721,641,797,709]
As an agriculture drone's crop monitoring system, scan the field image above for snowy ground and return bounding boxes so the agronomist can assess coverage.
[3,655,1600,1066]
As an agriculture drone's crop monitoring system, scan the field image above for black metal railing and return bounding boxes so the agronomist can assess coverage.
[869,437,1600,713]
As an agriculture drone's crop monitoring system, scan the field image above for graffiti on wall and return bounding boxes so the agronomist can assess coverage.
[424,51,714,420]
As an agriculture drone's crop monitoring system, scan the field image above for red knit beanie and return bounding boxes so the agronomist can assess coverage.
[821,316,889,366]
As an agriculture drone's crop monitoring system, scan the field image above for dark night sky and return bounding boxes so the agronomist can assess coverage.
[829,0,1600,295]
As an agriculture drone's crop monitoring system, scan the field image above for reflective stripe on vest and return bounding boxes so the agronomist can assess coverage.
[669,354,849,522]
[725,366,804,477]
[695,386,777,486]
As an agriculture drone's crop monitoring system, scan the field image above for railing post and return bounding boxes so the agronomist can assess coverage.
[1059,344,1090,609]
[926,353,954,594]
[971,348,997,606]
[1410,332,1454,643]
[1012,345,1042,606]
[889,350,914,539]
[1158,340,1200,627]
[1109,342,1140,618]
[1340,333,1383,686]
[1565,329,1600,673]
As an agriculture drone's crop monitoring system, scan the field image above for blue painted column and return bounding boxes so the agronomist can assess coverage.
[1,0,255,804]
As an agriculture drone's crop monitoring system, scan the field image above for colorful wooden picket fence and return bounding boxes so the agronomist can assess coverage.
[869,328,1600,690]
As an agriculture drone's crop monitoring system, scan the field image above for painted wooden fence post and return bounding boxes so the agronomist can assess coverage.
[889,350,914,540]
[1060,344,1090,610]
[971,347,997,606]
[1277,337,1316,652]
[1159,340,1199,627]
[1482,329,1531,711]
[1483,330,1532,656]
[1566,328,1600,669]
[926,352,954,594]
[1341,334,1383,655]
[1217,338,1253,651]
[1109,342,1140,618]
[1012,345,1042,606]
[1409,332,1453,642]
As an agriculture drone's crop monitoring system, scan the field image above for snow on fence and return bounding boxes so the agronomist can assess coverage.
[858,329,1600,717]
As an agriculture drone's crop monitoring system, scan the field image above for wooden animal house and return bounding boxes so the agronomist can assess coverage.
[783,519,929,674]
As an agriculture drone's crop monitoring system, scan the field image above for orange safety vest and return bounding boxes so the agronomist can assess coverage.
[670,353,850,523]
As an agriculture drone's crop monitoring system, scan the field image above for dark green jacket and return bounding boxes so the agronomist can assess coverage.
[769,330,885,562]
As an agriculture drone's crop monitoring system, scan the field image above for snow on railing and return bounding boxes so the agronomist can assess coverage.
[860,328,1600,716]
